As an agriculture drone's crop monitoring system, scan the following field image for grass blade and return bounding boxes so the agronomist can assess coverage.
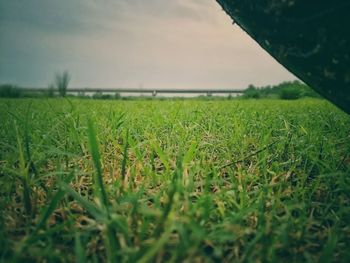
[34,189,65,232]
[14,121,32,216]
[136,226,173,263]
[58,181,106,222]
[75,233,87,263]
[87,118,109,212]
[121,129,129,182]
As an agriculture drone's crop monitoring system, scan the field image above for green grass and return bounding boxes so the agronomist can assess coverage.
[0,98,349,262]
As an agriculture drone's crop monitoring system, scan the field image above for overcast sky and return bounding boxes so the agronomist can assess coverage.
[0,0,296,89]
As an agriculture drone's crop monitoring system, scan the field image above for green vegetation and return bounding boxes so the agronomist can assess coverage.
[243,81,320,100]
[0,85,25,98]
[0,85,55,99]
[0,98,349,262]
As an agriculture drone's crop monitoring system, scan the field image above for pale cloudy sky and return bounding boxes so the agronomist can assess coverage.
[0,0,296,89]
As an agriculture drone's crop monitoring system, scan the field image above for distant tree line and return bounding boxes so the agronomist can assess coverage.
[0,79,321,100]
[0,84,49,98]
[0,84,125,100]
[242,80,320,100]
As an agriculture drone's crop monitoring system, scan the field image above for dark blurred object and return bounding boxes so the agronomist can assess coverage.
[217,0,350,113]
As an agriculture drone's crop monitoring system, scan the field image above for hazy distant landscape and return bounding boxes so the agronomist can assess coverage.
[0,80,319,100]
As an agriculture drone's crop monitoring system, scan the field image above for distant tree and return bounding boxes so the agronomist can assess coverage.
[247,84,256,90]
[101,94,112,100]
[92,91,102,99]
[55,71,70,97]
[243,84,261,99]
[279,87,301,100]
[241,81,320,100]
[300,85,320,98]
[114,92,121,100]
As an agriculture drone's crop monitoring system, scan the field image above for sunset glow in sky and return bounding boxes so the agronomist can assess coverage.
[0,0,297,89]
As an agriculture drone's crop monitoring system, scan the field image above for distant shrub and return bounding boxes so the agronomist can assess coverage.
[114,93,121,99]
[243,85,261,99]
[300,86,320,98]
[92,91,102,99]
[279,87,301,100]
[101,94,112,100]
[241,81,320,100]
[92,92,114,100]
[0,85,22,98]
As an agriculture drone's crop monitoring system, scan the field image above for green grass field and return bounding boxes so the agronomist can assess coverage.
[1,98,350,262]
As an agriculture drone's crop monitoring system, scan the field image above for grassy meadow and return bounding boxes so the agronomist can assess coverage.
[0,98,350,262]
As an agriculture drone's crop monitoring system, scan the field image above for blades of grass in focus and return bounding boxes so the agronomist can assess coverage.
[87,118,109,212]
[320,231,338,263]
[137,225,173,263]
[75,233,87,263]
[151,140,170,173]
[34,189,65,232]
[1,99,349,262]
[153,153,182,238]
[121,129,129,185]
[87,118,120,262]
[59,181,120,262]
[58,181,106,223]
[14,121,32,216]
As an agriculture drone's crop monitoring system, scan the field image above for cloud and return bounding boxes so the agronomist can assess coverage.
[0,0,296,88]
[0,0,217,34]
